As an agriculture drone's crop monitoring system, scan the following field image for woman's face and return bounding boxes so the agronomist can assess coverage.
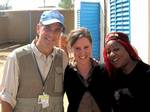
[71,37,92,65]
[105,40,131,69]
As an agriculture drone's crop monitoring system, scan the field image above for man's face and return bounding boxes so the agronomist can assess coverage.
[36,22,62,50]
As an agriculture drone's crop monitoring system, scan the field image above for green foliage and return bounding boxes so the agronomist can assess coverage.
[58,0,73,9]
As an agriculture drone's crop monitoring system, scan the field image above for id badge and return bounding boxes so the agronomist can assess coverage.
[38,93,49,108]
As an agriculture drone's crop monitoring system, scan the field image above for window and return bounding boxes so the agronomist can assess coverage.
[110,0,130,37]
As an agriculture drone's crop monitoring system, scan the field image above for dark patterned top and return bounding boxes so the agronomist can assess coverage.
[64,58,112,112]
[111,61,150,112]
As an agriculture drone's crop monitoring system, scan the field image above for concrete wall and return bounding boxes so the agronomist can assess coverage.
[0,9,74,43]
[7,11,31,42]
[0,16,9,44]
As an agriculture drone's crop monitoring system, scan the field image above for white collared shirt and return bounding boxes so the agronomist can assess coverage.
[0,42,68,108]
[31,43,54,80]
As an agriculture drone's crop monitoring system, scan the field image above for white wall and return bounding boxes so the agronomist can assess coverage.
[130,0,149,64]
[148,0,150,64]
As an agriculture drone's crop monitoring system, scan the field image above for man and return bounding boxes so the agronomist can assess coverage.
[0,9,68,112]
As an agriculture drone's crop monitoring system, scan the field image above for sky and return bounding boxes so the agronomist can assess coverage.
[1,0,61,9]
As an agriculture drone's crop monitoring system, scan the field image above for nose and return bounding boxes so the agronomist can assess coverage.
[46,30,60,35]
[47,30,61,38]
[110,51,116,57]
[79,48,87,56]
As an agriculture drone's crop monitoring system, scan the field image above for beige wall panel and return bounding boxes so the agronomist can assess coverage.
[0,16,8,43]
[0,9,74,43]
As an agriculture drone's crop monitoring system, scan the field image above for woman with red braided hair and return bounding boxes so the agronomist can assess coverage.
[103,32,150,112]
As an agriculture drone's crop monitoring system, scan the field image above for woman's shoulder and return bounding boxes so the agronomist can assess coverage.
[137,61,150,71]
[65,64,77,73]
[93,62,106,72]
[92,62,109,78]
[135,61,150,77]
[65,64,74,70]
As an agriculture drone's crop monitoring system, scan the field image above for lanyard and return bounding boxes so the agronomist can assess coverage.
[32,52,53,92]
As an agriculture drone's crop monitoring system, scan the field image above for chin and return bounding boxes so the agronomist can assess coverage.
[113,64,121,69]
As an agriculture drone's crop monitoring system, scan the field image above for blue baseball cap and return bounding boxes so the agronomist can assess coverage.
[40,10,64,27]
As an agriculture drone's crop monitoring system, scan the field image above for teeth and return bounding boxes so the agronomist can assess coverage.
[112,58,118,63]
[113,58,118,62]
[80,56,86,59]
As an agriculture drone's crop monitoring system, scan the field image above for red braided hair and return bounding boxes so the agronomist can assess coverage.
[103,32,141,77]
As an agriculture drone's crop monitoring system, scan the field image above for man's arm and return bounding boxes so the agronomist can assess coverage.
[1,101,13,112]
[0,53,19,112]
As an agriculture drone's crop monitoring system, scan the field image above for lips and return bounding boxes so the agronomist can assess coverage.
[45,36,51,41]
